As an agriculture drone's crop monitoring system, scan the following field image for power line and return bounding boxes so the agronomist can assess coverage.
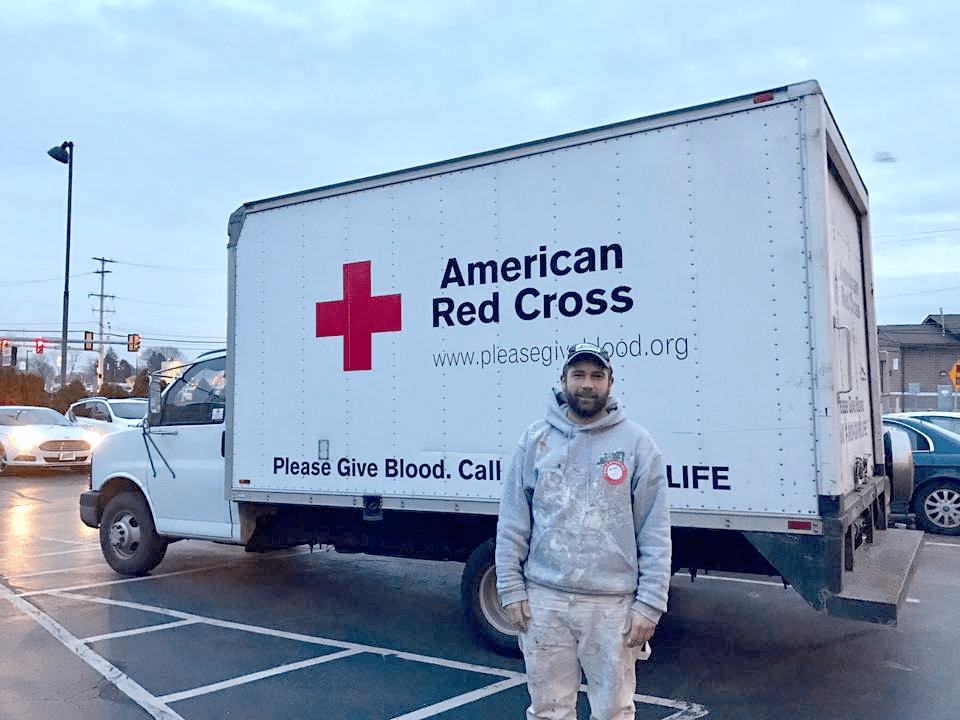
[876,284,960,299]
[874,228,960,243]
[112,260,221,273]
[0,271,97,288]
[114,296,224,310]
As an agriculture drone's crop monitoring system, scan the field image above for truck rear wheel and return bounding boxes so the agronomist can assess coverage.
[100,491,168,575]
[461,539,520,656]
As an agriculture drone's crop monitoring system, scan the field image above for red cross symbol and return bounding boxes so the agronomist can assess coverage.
[316,261,402,371]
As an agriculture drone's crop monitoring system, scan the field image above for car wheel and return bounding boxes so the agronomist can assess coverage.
[0,444,8,475]
[914,480,960,535]
[460,538,521,656]
[99,491,167,575]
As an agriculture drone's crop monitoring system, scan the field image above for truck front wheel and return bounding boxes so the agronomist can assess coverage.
[460,539,520,656]
[100,492,167,575]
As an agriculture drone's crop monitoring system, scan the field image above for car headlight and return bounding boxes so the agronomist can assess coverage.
[10,428,42,452]
[85,431,104,448]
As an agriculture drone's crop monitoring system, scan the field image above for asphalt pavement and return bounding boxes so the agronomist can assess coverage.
[1,470,958,719]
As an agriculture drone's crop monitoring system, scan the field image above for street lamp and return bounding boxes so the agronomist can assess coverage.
[47,141,74,391]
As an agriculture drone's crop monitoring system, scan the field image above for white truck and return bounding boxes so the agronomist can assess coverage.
[81,80,920,653]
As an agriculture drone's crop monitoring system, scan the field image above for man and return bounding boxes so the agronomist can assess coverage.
[496,342,671,720]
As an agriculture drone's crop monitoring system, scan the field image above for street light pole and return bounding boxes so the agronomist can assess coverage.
[48,141,74,391]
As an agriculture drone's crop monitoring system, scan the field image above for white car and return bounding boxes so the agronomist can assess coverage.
[67,398,148,436]
[0,406,100,473]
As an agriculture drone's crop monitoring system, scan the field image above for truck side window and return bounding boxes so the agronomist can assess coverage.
[157,357,227,426]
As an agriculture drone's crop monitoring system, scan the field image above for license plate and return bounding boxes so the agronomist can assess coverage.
[60,452,76,461]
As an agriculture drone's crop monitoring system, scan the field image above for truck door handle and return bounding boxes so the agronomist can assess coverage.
[221,430,225,458]
[151,429,179,436]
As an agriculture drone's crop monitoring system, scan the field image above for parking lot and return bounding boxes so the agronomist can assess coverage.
[2,471,959,719]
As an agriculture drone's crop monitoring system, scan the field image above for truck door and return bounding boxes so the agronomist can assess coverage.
[146,356,233,539]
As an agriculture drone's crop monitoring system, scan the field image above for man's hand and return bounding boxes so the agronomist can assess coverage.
[503,600,531,632]
[624,609,656,647]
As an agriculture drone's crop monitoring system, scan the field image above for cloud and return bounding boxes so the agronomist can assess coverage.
[0,0,148,25]
[865,4,910,28]
[211,0,310,28]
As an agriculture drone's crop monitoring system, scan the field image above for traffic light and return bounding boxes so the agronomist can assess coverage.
[35,338,45,354]
[127,333,141,352]
[83,331,94,351]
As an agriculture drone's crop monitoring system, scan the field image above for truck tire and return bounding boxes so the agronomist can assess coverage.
[461,539,520,656]
[99,491,168,575]
[913,480,960,535]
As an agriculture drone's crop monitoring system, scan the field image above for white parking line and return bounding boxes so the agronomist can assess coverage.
[23,545,103,559]
[3,562,108,579]
[80,619,202,644]
[925,541,960,548]
[15,562,238,598]
[390,676,529,720]
[34,536,96,546]
[158,649,364,704]
[686,574,785,587]
[0,583,184,720]
[39,589,709,718]
[15,546,313,598]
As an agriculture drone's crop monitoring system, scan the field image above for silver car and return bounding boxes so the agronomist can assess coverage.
[0,406,100,473]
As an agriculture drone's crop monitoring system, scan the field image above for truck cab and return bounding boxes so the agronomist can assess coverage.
[80,351,236,574]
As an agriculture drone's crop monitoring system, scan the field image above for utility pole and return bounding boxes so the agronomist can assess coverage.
[91,257,116,390]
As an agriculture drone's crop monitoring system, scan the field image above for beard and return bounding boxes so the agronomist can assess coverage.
[565,388,610,420]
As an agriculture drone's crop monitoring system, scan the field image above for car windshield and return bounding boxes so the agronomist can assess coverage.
[0,408,71,427]
[110,400,148,420]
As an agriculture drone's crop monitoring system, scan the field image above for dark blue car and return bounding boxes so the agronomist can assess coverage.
[883,414,960,535]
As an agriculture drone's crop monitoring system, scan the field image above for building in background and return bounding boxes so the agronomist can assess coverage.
[878,314,960,412]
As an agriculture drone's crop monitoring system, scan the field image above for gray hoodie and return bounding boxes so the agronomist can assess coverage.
[495,390,672,622]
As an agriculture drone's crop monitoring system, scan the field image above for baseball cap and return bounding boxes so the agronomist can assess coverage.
[563,342,612,372]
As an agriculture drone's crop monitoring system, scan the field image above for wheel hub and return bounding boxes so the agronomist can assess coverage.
[108,512,142,558]
[924,488,960,530]
[479,566,516,637]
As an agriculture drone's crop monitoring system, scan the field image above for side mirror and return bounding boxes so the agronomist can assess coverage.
[147,380,163,427]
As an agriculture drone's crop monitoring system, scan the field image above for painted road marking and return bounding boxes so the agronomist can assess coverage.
[80,618,202,644]
[0,582,185,720]
[2,562,108,579]
[689,574,785,587]
[23,545,103,559]
[33,536,96,546]
[15,547,312,598]
[34,588,709,719]
[158,649,365,704]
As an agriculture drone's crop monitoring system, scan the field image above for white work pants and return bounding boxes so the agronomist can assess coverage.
[520,584,637,720]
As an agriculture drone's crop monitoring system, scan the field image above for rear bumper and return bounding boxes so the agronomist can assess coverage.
[79,490,101,528]
[746,473,922,625]
[826,526,923,624]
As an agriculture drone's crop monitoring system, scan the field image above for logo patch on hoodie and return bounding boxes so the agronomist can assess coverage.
[601,459,628,485]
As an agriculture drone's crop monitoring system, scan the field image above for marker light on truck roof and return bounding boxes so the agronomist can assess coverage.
[753,92,775,104]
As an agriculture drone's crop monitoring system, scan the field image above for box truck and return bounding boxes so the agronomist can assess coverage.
[82,80,921,653]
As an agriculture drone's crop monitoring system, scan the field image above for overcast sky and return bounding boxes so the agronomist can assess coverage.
[2,0,958,364]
